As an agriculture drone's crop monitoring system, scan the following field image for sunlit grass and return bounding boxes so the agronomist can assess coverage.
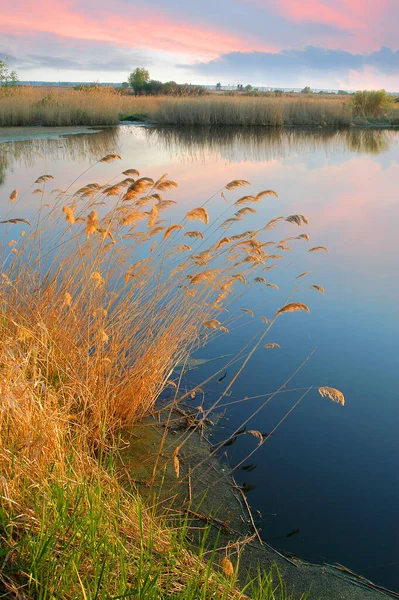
[0,154,338,598]
[1,86,398,128]
[0,86,161,127]
[149,95,353,128]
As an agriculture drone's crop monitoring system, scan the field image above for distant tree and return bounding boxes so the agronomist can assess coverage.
[216,82,221,90]
[0,58,19,87]
[338,89,349,95]
[245,84,253,92]
[121,81,129,88]
[301,86,312,94]
[237,84,243,91]
[145,79,164,95]
[128,68,150,93]
[273,89,283,97]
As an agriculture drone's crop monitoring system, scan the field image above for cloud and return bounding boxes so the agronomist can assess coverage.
[2,46,152,73]
[187,46,399,89]
[0,0,271,61]
[2,0,399,85]
[246,0,399,52]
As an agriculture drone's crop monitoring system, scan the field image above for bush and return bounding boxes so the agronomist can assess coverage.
[352,89,394,118]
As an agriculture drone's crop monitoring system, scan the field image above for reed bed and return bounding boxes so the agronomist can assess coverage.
[0,86,352,127]
[1,87,398,128]
[0,86,161,127]
[0,154,337,597]
[150,95,353,128]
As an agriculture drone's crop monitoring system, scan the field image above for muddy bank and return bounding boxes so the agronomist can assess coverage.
[120,415,397,600]
[0,126,106,143]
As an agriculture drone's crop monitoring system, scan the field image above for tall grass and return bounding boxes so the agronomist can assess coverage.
[0,155,333,597]
[0,86,352,127]
[0,86,161,127]
[150,96,353,128]
[1,87,398,128]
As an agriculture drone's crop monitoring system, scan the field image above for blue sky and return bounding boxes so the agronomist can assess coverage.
[1,0,398,89]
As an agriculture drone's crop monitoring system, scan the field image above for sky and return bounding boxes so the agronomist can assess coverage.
[1,0,399,90]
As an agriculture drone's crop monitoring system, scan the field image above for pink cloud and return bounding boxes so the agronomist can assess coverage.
[1,0,274,59]
[247,0,398,52]
[268,0,386,31]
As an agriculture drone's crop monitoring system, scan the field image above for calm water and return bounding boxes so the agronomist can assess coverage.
[1,125,398,591]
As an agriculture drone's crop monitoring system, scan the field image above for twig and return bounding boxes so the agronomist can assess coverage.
[180,507,231,530]
[187,467,192,503]
[232,475,262,546]
[232,476,299,568]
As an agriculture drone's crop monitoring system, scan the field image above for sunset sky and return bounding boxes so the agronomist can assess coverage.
[1,0,398,90]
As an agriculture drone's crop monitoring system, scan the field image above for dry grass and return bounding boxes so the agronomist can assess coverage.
[0,86,161,126]
[1,86,398,128]
[149,95,353,128]
[0,154,339,597]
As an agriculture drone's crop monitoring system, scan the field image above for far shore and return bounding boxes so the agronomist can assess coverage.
[1,87,398,130]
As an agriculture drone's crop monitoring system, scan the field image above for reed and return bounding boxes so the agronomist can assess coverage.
[0,86,161,126]
[1,154,335,597]
[150,95,353,128]
[1,87,398,128]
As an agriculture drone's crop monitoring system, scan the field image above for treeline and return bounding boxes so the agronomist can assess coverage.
[126,67,205,96]
[127,80,206,96]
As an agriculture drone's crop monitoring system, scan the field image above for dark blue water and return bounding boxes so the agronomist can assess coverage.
[1,125,398,591]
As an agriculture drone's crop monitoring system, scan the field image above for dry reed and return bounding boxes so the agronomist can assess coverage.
[150,95,353,128]
[0,155,343,596]
[0,86,162,126]
[2,87,399,129]
[0,87,353,128]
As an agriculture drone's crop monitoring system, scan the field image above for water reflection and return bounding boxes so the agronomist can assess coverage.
[0,127,119,186]
[144,126,396,163]
[0,126,395,188]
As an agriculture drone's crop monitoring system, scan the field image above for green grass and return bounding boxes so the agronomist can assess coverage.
[0,464,303,600]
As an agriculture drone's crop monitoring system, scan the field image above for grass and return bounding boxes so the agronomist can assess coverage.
[0,153,337,598]
[1,452,303,600]
[0,86,156,127]
[1,86,398,128]
[148,95,353,128]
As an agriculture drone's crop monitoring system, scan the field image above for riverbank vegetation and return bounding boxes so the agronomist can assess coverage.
[0,155,333,597]
[0,85,398,128]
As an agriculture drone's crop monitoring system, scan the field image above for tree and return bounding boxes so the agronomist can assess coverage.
[301,86,312,94]
[245,84,253,92]
[0,58,19,87]
[216,82,221,90]
[128,68,150,93]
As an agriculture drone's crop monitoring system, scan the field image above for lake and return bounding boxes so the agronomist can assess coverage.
[1,125,398,592]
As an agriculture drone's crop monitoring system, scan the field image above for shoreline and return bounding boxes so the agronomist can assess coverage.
[122,415,397,600]
[119,117,399,130]
[1,121,398,146]
[0,118,399,143]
